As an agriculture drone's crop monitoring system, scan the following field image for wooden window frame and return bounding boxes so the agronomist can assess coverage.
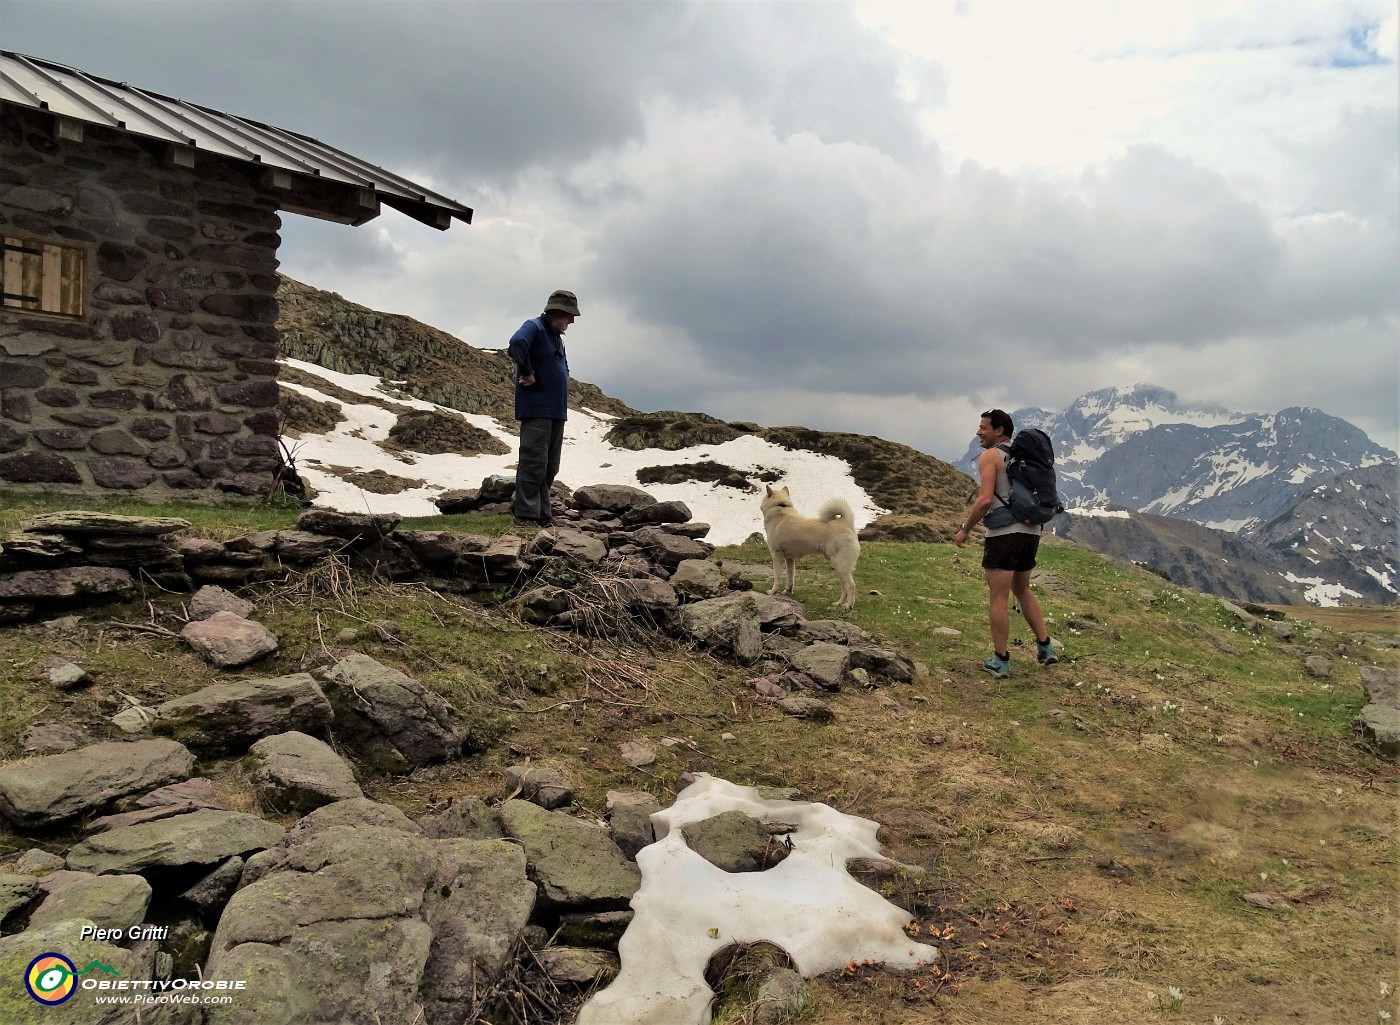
[2,236,86,318]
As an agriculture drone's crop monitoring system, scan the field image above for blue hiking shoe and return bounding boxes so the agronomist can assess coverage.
[981,654,1010,678]
[1037,638,1059,665]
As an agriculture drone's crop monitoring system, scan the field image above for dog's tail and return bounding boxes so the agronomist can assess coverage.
[817,498,856,528]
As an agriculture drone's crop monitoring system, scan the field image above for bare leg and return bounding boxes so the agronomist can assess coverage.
[986,568,1013,654]
[1011,570,1049,641]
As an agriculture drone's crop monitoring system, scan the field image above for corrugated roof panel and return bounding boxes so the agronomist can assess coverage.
[0,50,472,227]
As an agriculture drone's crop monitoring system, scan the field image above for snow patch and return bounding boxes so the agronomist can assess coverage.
[1283,572,1364,607]
[577,775,936,1025]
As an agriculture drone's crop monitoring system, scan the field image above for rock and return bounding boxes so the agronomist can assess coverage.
[621,499,693,527]
[112,704,158,733]
[849,645,915,683]
[681,810,792,873]
[670,559,730,599]
[0,739,195,829]
[777,696,834,722]
[416,796,504,840]
[796,619,865,644]
[507,763,575,810]
[21,722,89,755]
[753,967,810,1024]
[66,810,284,875]
[271,529,347,562]
[631,526,713,571]
[1271,621,1295,641]
[13,849,65,875]
[134,777,224,811]
[418,839,538,1022]
[606,790,660,859]
[549,529,608,563]
[537,946,621,986]
[1221,600,1260,632]
[42,659,90,690]
[188,584,253,620]
[556,909,634,949]
[28,870,152,933]
[320,654,469,770]
[1030,569,1079,599]
[1303,655,1333,678]
[0,873,38,922]
[296,508,401,543]
[248,731,364,813]
[788,641,852,690]
[0,919,159,1024]
[1355,665,1400,759]
[516,584,574,623]
[618,741,656,768]
[592,576,680,614]
[676,594,764,663]
[498,799,641,913]
[178,856,244,921]
[573,484,658,513]
[0,565,135,602]
[179,610,279,668]
[203,822,531,1025]
[150,673,333,754]
[20,511,189,536]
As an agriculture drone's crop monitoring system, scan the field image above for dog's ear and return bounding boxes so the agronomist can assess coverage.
[765,485,773,496]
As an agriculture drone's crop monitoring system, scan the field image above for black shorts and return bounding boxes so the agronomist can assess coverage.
[983,532,1040,573]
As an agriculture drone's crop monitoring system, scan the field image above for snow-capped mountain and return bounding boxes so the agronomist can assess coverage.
[963,385,1395,532]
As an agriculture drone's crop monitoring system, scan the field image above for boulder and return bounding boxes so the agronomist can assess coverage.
[680,810,791,873]
[417,796,504,840]
[0,919,164,1025]
[0,873,38,922]
[777,696,834,722]
[676,594,764,663]
[549,529,608,563]
[418,839,538,1022]
[179,610,279,669]
[1356,665,1400,759]
[788,641,852,690]
[556,909,634,949]
[498,800,641,913]
[573,484,657,513]
[606,790,660,859]
[248,731,364,813]
[42,659,90,690]
[507,763,575,810]
[27,870,151,933]
[319,654,469,770]
[0,739,195,828]
[0,566,135,602]
[536,946,621,986]
[150,673,333,754]
[591,577,680,614]
[670,559,729,600]
[66,810,284,875]
[188,584,252,620]
[295,509,401,543]
[178,856,244,922]
[20,511,189,536]
[271,529,347,562]
[20,722,89,755]
[621,500,692,526]
[797,619,866,644]
[849,645,916,683]
[631,526,713,571]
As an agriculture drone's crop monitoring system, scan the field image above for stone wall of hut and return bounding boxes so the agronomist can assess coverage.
[0,104,282,501]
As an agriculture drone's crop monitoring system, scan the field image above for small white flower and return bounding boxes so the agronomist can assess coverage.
[1167,985,1184,1002]
[1379,1011,1391,1021]
[1260,872,1268,881]
[1214,1016,1226,1025]
[1381,982,1392,996]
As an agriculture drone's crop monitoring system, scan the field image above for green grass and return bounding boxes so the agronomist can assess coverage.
[1,498,1396,1025]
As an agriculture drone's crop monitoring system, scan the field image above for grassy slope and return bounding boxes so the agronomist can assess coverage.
[1,493,1396,1025]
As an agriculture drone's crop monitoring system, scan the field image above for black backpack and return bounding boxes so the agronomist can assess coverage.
[984,428,1064,528]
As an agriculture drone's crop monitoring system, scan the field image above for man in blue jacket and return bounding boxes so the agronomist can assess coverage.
[507,290,580,527]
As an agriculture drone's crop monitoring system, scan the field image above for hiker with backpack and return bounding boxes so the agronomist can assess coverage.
[954,409,1063,679]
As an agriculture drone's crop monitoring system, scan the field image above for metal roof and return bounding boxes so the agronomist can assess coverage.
[0,50,472,230]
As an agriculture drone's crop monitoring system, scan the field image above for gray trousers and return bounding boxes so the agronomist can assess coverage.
[514,417,565,520]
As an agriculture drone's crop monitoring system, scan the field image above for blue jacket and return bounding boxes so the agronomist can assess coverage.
[507,317,569,420]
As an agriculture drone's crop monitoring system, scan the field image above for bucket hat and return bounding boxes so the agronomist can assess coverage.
[543,290,580,317]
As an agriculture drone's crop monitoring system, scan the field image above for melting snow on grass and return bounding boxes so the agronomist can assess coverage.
[577,775,937,1025]
[277,360,883,545]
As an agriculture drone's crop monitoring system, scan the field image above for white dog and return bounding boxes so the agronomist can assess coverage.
[760,484,861,610]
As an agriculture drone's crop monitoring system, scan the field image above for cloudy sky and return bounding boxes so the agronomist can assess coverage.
[7,0,1397,458]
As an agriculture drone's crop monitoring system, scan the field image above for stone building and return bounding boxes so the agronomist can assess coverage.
[0,51,472,501]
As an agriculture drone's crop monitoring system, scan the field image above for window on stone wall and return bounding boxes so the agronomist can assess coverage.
[2,237,85,317]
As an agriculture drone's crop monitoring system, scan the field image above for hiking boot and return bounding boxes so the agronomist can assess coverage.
[1037,638,1059,665]
[981,654,1010,678]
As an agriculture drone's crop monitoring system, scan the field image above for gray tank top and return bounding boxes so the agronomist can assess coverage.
[985,448,1042,538]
